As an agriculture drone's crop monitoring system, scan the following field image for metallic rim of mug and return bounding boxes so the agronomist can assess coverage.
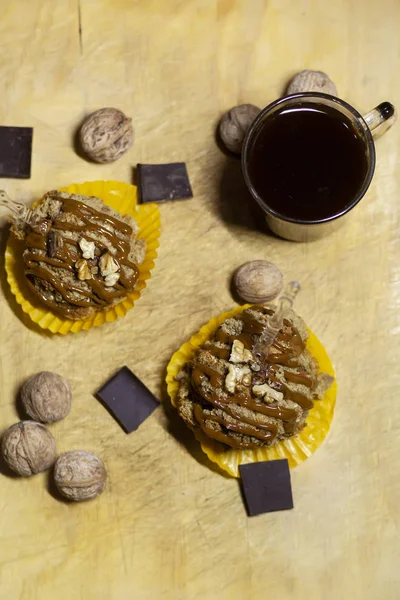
[241,92,376,226]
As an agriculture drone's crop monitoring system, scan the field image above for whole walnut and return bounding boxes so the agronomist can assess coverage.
[1,421,57,476]
[286,70,337,96]
[21,371,72,423]
[54,450,107,502]
[79,108,134,163]
[219,104,261,154]
[233,260,283,304]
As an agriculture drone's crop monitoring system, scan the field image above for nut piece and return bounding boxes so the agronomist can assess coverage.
[47,230,64,258]
[79,238,96,260]
[79,108,134,164]
[252,383,284,402]
[242,373,252,387]
[219,104,260,154]
[21,371,72,423]
[54,450,107,502]
[225,364,251,393]
[75,259,92,281]
[1,421,57,476]
[286,70,337,96]
[233,260,283,304]
[229,340,253,364]
[104,272,120,287]
[99,252,119,277]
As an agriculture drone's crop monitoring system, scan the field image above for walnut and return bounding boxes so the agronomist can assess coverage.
[104,272,120,287]
[252,383,284,402]
[75,259,92,281]
[225,364,251,393]
[79,238,95,260]
[79,108,134,163]
[53,450,107,502]
[21,371,72,423]
[99,252,119,277]
[250,361,261,372]
[229,340,253,364]
[47,231,64,258]
[286,70,337,96]
[242,373,252,387]
[219,104,260,154]
[233,260,283,304]
[1,421,57,476]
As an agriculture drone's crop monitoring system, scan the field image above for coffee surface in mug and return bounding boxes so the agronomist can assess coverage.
[247,102,369,221]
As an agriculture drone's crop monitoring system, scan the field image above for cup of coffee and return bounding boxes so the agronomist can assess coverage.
[242,93,395,241]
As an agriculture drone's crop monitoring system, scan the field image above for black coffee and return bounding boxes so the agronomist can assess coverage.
[246,102,369,222]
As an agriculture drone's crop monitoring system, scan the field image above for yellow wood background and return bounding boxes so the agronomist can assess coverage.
[0,1,399,598]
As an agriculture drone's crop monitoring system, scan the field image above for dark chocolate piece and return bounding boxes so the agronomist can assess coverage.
[239,459,294,516]
[0,126,33,178]
[137,162,193,203]
[96,366,159,433]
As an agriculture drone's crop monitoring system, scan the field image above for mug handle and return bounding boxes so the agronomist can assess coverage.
[363,102,396,138]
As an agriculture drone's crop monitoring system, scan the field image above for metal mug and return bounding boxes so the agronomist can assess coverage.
[242,93,396,242]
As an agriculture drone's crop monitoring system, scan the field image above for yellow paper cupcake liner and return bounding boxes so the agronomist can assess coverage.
[5,180,160,334]
[166,304,337,477]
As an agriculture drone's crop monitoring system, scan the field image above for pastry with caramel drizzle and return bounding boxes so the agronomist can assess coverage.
[176,306,334,450]
[11,191,145,320]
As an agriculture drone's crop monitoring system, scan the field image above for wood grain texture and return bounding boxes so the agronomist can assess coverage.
[0,1,399,598]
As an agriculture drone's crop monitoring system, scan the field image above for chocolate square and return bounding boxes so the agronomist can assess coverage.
[137,162,193,203]
[239,459,294,516]
[96,366,159,433]
[0,126,33,178]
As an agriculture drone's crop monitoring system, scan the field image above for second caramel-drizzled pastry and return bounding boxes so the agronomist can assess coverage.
[176,306,334,450]
[11,191,145,320]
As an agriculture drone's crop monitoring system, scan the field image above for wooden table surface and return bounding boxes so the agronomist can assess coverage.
[0,1,399,598]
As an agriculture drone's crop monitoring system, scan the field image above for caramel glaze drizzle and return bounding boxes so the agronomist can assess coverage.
[193,404,274,449]
[191,307,315,449]
[23,197,140,318]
